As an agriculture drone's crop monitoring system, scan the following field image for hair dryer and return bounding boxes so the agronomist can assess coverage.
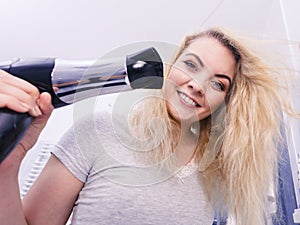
[0,47,164,163]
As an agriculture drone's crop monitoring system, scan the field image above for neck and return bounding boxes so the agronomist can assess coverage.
[174,124,198,166]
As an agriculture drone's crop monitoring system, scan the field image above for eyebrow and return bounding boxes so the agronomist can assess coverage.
[185,53,204,67]
[216,74,232,87]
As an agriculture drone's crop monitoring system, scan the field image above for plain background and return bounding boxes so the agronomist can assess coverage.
[0,0,299,60]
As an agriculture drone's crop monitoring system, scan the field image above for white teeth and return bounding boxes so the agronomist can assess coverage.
[178,92,198,106]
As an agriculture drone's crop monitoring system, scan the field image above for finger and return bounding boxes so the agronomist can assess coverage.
[27,92,53,117]
[0,84,40,109]
[38,92,53,115]
[27,93,54,117]
[0,91,42,117]
[0,70,40,97]
[16,93,54,151]
[0,93,31,113]
[0,70,42,117]
[27,94,53,138]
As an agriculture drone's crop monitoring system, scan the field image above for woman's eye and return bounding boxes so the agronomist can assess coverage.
[183,60,198,72]
[211,81,225,92]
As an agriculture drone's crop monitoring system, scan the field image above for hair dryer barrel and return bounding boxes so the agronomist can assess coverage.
[0,47,164,163]
[52,47,163,107]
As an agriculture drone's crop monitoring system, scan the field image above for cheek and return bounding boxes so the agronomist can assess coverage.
[205,92,226,112]
[167,67,188,85]
[164,68,184,96]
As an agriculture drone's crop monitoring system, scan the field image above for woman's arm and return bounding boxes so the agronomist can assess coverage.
[0,153,84,225]
[0,156,28,225]
[0,69,53,225]
[23,154,84,225]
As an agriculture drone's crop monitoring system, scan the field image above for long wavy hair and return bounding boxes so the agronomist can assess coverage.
[129,27,297,225]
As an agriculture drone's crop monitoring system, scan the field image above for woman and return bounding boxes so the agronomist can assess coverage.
[0,27,297,225]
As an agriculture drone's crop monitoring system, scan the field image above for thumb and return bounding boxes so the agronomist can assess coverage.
[17,92,54,153]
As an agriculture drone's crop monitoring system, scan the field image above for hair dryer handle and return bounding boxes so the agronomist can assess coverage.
[0,58,56,163]
[0,108,32,163]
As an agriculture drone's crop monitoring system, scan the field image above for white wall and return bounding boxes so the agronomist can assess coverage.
[0,0,297,61]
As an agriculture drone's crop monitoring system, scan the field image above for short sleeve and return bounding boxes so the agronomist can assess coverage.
[51,112,110,182]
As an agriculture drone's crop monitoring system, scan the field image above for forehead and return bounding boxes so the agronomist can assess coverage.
[182,37,236,79]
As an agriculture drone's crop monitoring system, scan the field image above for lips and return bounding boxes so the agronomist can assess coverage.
[177,91,201,107]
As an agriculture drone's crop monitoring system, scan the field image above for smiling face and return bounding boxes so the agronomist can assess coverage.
[165,37,236,125]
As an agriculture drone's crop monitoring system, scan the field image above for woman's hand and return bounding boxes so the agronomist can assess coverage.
[0,69,44,116]
[0,70,54,162]
[16,92,53,159]
[0,70,54,224]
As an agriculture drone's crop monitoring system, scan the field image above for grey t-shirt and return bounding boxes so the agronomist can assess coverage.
[52,111,214,225]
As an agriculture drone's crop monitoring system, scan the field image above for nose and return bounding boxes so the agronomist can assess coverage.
[187,79,205,97]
